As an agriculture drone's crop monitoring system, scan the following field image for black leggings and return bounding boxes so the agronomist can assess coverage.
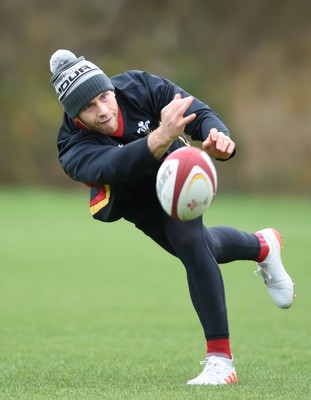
[129,211,260,340]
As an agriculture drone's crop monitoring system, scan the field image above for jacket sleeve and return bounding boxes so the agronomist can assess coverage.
[139,72,235,160]
[119,70,231,142]
[57,116,159,185]
[165,81,231,142]
[130,71,231,142]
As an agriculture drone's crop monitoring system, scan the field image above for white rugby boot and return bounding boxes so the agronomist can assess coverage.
[187,355,238,385]
[255,228,295,309]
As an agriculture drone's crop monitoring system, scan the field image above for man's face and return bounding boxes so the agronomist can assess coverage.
[78,91,119,135]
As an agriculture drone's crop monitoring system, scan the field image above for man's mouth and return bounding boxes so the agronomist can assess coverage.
[99,116,112,125]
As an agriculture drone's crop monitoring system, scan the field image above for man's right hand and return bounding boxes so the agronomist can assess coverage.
[147,93,196,159]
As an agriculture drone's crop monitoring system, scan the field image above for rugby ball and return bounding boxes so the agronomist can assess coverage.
[156,147,217,221]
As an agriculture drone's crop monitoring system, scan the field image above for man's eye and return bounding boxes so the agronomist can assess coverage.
[83,104,93,111]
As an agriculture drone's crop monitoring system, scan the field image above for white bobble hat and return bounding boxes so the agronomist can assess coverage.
[50,49,114,118]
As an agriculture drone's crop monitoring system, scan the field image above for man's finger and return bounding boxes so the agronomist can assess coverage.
[227,141,235,155]
[209,128,219,141]
[174,93,182,100]
[183,112,197,125]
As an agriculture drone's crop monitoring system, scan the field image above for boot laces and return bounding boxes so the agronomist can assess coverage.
[199,358,226,377]
[254,265,272,286]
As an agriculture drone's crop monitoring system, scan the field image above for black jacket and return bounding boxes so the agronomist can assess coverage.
[57,70,232,223]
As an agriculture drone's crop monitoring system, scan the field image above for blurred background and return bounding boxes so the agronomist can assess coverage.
[0,3,310,397]
[0,0,310,193]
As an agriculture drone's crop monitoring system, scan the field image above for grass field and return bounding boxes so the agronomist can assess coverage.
[0,188,310,400]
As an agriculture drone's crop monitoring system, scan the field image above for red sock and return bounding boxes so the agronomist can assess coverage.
[207,338,232,359]
[255,233,269,262]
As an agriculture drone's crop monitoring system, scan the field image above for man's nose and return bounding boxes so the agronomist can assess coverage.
[96,101,108,116]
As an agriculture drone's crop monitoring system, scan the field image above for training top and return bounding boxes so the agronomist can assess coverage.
[57,70,233,224]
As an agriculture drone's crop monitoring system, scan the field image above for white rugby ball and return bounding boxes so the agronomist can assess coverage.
[156,147,217,221]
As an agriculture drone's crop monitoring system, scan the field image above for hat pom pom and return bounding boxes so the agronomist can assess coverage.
[50,49,77,74]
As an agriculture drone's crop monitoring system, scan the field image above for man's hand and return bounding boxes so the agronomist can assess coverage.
[159,93,196,139]
[147,93,196,159]
[202,128,235,160]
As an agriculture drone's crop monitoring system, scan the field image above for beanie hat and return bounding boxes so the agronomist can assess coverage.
[49,49,115,118]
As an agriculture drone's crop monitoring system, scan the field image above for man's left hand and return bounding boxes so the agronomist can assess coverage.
[202,128,235,160]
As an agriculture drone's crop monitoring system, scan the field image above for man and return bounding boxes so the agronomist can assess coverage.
[50,49,295,385]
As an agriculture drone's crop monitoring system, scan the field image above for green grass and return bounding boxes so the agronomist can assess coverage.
[0,188,310,400]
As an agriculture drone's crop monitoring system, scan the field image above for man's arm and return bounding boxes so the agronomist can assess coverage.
[57,114,160,185]
[147,93,235,161]
[133,71,235,160]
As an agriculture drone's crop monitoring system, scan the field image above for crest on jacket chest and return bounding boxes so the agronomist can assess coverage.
[137,120,151,136]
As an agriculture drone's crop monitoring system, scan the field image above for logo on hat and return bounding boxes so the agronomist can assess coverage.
[56,65,92,98]
[54,60,102,100]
